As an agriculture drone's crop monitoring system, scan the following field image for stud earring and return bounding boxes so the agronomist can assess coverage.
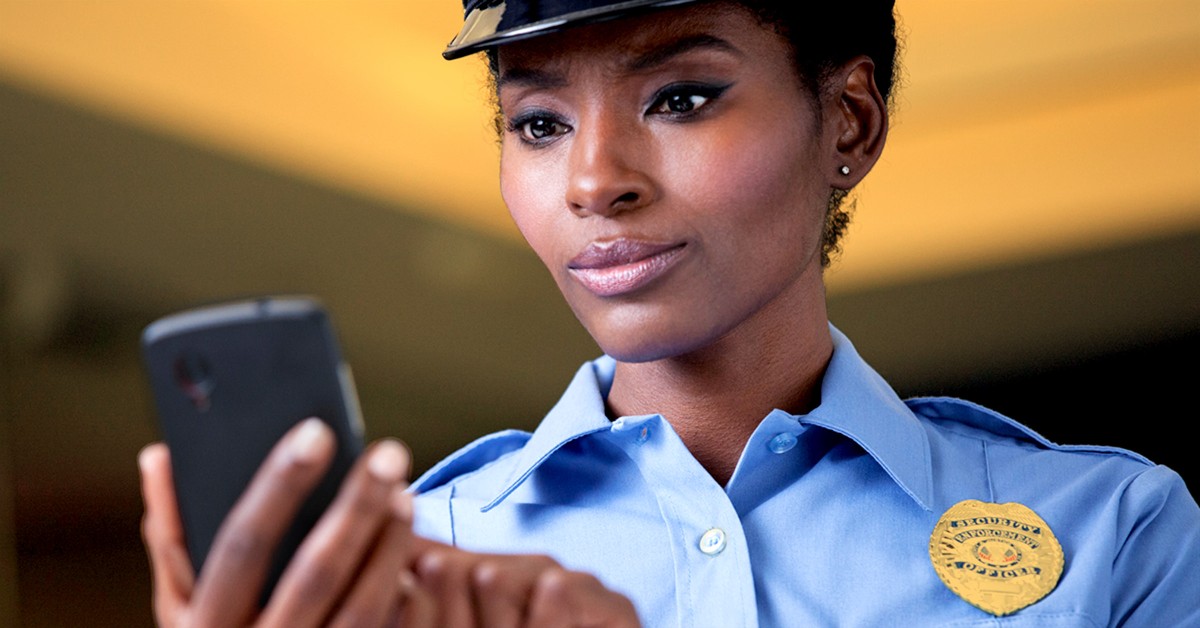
[839,165,851,175]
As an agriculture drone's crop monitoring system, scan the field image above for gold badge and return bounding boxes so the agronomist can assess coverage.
[929,500,1064,616]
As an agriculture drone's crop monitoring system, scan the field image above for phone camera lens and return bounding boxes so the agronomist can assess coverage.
[173,353,214,412]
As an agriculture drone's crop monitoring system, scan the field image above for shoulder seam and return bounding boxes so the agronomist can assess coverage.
[906,396,1155,466]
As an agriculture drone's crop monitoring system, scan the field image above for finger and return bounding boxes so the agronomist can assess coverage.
[323,488,416,628]
[260,439,411,628]
[139,443,195,626]
[187,418,335,626]
[414,546,478,628]
[395,571,437,628]
[525,570,641,628]
[470,554,560,628]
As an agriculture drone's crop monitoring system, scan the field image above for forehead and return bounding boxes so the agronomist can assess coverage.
[494,3,775,76]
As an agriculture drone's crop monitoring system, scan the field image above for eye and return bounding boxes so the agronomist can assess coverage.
[648,83,731,117]
[523,118,562,140]
[507,111,571,145]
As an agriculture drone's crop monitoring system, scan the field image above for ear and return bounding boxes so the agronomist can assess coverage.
[827,56,888,189]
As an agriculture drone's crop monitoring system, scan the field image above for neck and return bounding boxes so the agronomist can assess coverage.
[606,284,833,486]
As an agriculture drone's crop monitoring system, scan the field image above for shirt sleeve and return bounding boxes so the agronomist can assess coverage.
[1110,464,1200,626]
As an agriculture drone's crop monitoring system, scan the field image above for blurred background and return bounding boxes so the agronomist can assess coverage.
[1,0,1197,625]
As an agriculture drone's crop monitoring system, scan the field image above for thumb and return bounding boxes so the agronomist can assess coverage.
[139,443,196,625]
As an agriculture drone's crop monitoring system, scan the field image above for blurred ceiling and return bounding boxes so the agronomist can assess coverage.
[1,0,1197,292]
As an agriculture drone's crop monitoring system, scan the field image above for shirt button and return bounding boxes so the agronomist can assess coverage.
[699,528,727,556]
[767,432,797,454]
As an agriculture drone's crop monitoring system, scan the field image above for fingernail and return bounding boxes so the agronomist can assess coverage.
[137,445,155,474]
[290,418,332,463]
[397,570,417,595]
[368,440,407,483]
[391,487,413,523]
[137,443,165,475]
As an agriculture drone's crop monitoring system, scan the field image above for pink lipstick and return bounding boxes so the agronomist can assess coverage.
[568,239,686,297]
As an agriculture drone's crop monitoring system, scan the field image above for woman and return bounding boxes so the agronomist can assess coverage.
[139,1,1200,626]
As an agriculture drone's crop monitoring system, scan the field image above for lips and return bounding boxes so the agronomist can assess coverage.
[567,239,686,297]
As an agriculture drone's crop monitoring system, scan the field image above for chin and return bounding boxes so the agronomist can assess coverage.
[562,277,749,363]
[584,311,728,364]
[596,340,677,364]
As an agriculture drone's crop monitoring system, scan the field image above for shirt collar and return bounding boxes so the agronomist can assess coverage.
[483,324,933,512]
[480,358,614,511]
[804,325,934,511]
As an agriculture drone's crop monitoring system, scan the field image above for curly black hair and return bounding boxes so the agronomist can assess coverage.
[741,0,900,266]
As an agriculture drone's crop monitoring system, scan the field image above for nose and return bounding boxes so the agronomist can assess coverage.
[565,113,656,218]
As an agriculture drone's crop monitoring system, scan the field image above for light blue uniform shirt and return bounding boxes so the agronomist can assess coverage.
[412,327,1200,627]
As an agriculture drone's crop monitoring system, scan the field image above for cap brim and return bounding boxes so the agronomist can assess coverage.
[443,0,701,60]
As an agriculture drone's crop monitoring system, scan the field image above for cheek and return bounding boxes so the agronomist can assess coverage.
[500,149,567,268]
[664,115,826,256]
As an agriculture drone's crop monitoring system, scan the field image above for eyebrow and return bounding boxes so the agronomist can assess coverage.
[497,33,741,91]
[625,34,742,73]
[496,67,569,91]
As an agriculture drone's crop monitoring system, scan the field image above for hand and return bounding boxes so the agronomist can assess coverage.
[400,544,642,628]
[139,418,417,627]
[140,418,640,627]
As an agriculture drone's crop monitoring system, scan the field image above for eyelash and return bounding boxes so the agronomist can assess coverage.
[505,82,732,146]
[506,109,569,146]
[646,82,731,118]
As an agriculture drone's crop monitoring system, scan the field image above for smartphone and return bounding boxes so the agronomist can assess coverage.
[140,296,365,602]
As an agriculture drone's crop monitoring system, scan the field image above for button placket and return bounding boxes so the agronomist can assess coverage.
[603,414,758,627]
